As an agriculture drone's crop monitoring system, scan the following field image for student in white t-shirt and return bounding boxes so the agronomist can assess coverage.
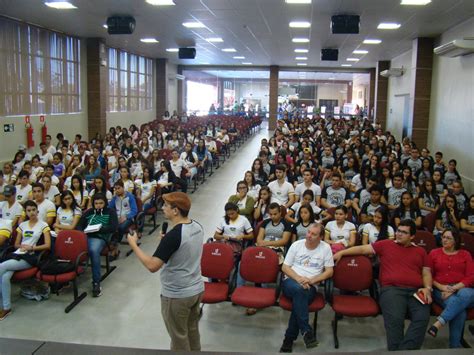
[244,171,261,201]
[15,171,32,204]
[0,185,24,231]
[54,191,82,234]
[324,205,356,253]
[69,175,89,210]
[279,223,333,352]
[31,183,57,227]
[42,174,61,206]
[268,164,295,208]
[0,200,51,320]
[180,143,199,181]
[214,202,253,259]
[135,167,157,211]
[294,169,321,206]
[38,142,53,166]
[362,206,394,245]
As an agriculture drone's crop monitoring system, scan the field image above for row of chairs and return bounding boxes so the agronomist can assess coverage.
[200,242,474,348]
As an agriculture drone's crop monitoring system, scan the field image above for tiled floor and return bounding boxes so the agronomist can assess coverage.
[0,124,470,352]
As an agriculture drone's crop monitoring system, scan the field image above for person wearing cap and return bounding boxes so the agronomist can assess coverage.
[0,185,24,249]
[18,145,32,162]
[128,192,204,351]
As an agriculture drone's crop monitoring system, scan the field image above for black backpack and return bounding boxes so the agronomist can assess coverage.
[39,256,75,275]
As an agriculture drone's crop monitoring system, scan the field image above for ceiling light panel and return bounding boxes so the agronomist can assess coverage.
[294,49,309,53]
[295,57,308,60]
[401,0,431,5]
[44,1,77,9]
[206,37,224,42]
[233,56,245,59]
[292,38,310,43]
[140,38,159,43]
[222,48,237,52]
[297,63,308,66]
[166,48,179,52]
[363,39,382,44]
[183,21,206,28]
[146,0,175,5]
[285,0,312,4]
[353,50,369,54]
[341,64,352,67]
[289,21,311,28]
[377,23,401,29]
[346,58,359,61]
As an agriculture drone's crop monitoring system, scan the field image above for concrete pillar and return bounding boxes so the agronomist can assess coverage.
[177,65,184,114]
[374,61,390,129]
[269,65,279,130]
[86,38,107,138]
[156,58,168,116]
[368,68,376,121]
[409,37,434,149]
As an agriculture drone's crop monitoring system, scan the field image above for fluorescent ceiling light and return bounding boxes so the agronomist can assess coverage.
[329,77,335,80]
[294,49,309,53]
[140,38,159,43]
[347,58,359,61]
[363,39,382,44]
[206,37,223,43]
[292,38,310,43]
[401,0,431,5]
[289,21,311,28]
[201,62,210,65]
[233,56,245,59]
[242,62,253,65]
[183,21,206,28]
[222,48,237,52]
[341,64,352,67]
[166,48,179,52]
[353,50,369,54]
[377,22,401,30]
[103,24,108,29]
[295,56,308,60]
[45,1,77,9]
[297,63,308,66]
[146,0,175,5]
[285,0,312,4]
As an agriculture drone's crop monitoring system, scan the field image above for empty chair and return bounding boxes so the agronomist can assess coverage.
[414,230,437,253]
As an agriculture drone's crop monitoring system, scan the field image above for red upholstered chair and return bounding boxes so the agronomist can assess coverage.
[231,247,280,309]
[36,230,88,313]
[279,287,326,338]
[431,303,474,348]
[460,232,474,258]
[328,255,379,348]
[201,242,235,307]
[414,230,437,253]
[423,211,437,232]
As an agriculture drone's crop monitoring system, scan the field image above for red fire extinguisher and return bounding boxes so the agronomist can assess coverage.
[40,115,47,144]
[25,115,34,149]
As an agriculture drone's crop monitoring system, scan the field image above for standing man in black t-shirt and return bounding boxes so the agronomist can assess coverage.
[128,192,204,351]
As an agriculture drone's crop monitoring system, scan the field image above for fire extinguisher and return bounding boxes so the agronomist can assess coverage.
[25,115,34,149]
[40,115,47,144]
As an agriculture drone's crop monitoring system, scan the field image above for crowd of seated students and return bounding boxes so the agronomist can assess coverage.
[0,115,258,321]
[212,114,473,351]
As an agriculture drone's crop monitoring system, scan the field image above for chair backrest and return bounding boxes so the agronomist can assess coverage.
[201,242,235,279]
[239,246,279,284]
[414,230,437,253]
[56,230,88,263]
[423,211,437,232]
[253,220,265,242]
[333,255,373,291]
[460,232,474,258]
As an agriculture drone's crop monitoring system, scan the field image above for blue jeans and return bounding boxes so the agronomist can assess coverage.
[433,288,474,348]
[116,219,133,243]
[282,277,317,340]
[87,237,106,284]
[0,259,31,309]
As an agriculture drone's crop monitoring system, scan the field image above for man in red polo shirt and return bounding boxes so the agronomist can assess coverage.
[334,219,433,351]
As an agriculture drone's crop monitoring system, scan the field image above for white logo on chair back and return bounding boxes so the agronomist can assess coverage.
[419,239,426,246]
[211,248,221,256]
[255,251,266,259]
[65,237,74,244]
[347,258,358,267]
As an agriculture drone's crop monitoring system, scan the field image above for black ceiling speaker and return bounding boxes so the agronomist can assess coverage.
[106,16,136,35]
[331,15,360,34]
[321,49,339,61]
[179,48,196,59]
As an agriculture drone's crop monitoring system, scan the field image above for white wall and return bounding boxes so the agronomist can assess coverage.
[0,40,89,164]
[352,74,369,108]
[428,17,474,193]
[167,63,178,113]
[386,50,412,140]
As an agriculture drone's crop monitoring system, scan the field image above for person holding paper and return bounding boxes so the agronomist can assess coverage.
[333,219,433,351]
[77,193,118,297]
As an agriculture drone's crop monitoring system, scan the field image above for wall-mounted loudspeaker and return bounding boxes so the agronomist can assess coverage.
[321,49,339,61]
[106,16,136,35]
[179,48,196,59]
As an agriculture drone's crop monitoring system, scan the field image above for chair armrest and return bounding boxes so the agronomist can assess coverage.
[74,251,89,271]
[228,266,238,296]
[324,278,334,305]
[206,237,214,243]
[0,245,15,260]
[369,280,379,302]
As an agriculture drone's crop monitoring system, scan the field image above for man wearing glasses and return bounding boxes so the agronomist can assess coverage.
[333,219,433,351]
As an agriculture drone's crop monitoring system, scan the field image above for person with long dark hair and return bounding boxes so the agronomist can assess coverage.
[393,191,422,228]
[156,160,176,193]
[88,175,113,209]
[434,193,460,244]
[427,228,474,348]
[460,195,474,233]
[362,206,394,244]
[418,179,440,217]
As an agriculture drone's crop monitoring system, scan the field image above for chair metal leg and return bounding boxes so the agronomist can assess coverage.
[332,314,339,348]
[65,279,87,313]
[147,216,160,235]
[100,255,117,282]
[313,312,318,339]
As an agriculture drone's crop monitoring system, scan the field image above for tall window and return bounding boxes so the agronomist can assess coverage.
[0,17,81,116]
[107,48,153,112]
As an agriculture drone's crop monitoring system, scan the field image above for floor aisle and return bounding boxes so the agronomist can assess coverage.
[0,124,469,352]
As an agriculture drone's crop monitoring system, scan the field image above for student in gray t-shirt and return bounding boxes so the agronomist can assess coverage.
[128,192,204,351]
